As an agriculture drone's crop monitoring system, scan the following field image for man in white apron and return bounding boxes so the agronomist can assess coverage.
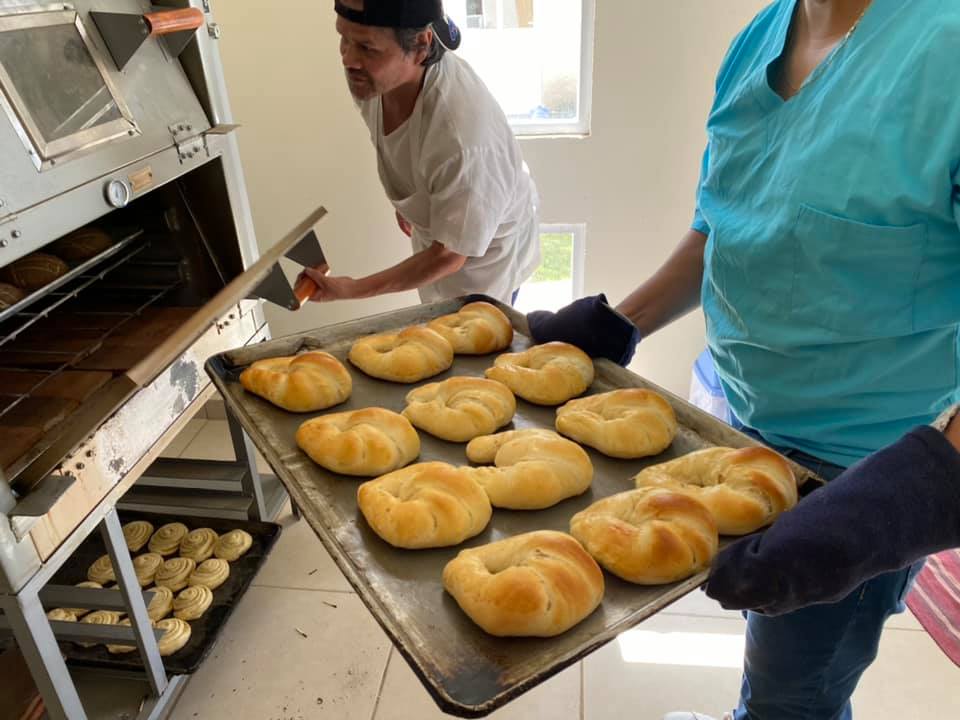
[299,0,540,306]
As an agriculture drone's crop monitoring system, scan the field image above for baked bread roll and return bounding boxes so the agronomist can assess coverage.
[47,608,78,623]
[633,446,798,535]
[154,557,196,592]
[189,558,230,590]
[156,618,191,656]
[357,462,492,549]
[133,553,164,587]
[50,227,114,262]
[106,618,139,655]
[146,586,174,622]
[348,326,453,383]
[148,522,189,556]
[485,342,594,406]
[464,429,593,510]
[0,282,24,310]
[173,585,213,621]
[442,530,604,637]
[0,253,69,291]
[296,407,420,477]
[556,388,678,459]
[402,377,516,442]
[240,351,352,412]
[63,581,102,617]
[78,610,123,647]
[214,530,253,562]
[179,528,218,563]
[122,520,154,552]
[427,301,513,354]
[570,487,719,584]
[88,554,115,584]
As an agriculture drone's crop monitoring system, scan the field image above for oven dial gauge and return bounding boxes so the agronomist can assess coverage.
[104,179,132,208]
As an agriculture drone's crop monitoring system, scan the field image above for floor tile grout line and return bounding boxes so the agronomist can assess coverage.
[248,584,356,594]
[369,645,394,720]
[579,660,585,720]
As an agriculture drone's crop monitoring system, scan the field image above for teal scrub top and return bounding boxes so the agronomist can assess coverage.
[694,0,960,466]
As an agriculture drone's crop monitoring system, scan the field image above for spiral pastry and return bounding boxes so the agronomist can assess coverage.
[146,586,174,622]
[156,618,192,656]
[106,618,139,655]
[47,608,77,623]
[122,520,154,552]
[78,610,122,648]
[148,522,189,556]
[173,585,213,621]
[133,553,164,587]
[87,554,115,584]
[189,558,230,590]
[154,557,196,592]
[179,528,218,563]
[213,530,253,562]
[63,581,102,617]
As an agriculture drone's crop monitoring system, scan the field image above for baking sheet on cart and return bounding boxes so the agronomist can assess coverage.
[205,296,818,718]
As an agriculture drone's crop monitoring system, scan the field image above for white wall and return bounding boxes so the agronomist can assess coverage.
[212,0,767,396]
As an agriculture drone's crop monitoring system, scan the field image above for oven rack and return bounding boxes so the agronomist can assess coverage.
[0,228,145,329]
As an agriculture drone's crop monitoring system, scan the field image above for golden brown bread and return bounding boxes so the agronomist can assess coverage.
[156,618,191,656]
[357,462,492,549]
[633,446,798,535]
[427,301,513,354]
[0,253,69,291]
[148,522,189,556]
[484,342,594,405]
[464,429,593,509]
[0,282,24,309]
[442,530,604,637]
[173,585,213,621]
[133,553,163,587]
[154,557,196,592]
[146,586,174,621]
[50,227,114,261]
[556,389,678,459]
[348,326,454,383]
[570,487,719,584]
[240,351,352,412]
[296,407,420,476]
[78,610,122,647]
[87,554,115,584]
[189,558,230,590]
[402,376,516,442]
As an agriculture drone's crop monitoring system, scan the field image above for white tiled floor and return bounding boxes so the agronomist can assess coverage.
[151,419,960,720]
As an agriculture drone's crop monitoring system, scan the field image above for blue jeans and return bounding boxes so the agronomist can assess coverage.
[732,432,924,720]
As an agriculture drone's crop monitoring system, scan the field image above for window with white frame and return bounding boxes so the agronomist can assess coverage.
[445,1,594,136]
[515,224,586,313]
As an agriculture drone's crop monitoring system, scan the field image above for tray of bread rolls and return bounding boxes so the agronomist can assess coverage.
[205,294,820,718]
[50,511,279,674]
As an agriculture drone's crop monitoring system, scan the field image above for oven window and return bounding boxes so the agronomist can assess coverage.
[0,24,123,142]
[0,10,137,170]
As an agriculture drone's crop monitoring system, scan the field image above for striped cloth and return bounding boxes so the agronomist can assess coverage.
[906,549,960,667]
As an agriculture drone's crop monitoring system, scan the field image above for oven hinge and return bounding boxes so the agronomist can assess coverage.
[8,473,78,542]
[169,122,239,162]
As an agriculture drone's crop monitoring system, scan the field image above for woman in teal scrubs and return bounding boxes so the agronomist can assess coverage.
[532,1,960,718]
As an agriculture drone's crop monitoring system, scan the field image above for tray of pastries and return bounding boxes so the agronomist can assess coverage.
[204,295,819,718]
[50,511,280,674]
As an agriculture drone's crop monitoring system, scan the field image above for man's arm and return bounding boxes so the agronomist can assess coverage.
[615,228,707,338]
[300,242,466,302]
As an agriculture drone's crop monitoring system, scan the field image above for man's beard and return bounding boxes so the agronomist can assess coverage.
[345,69,378,100]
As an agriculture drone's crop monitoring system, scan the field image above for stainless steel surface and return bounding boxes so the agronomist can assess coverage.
[206,296,821,717]
[0,8,139,171]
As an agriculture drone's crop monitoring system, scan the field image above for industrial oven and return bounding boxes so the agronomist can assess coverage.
[0,2,324,718]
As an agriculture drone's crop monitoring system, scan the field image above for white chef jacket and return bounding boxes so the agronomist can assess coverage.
[359,53,540,304]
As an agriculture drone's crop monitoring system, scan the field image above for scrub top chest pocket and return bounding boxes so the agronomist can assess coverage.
[788,205,928,339]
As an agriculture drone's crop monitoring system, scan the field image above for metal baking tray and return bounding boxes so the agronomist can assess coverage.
[55,511,280,675]
[205,295,819,717]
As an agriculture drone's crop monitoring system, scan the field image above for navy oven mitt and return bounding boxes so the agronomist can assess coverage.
[526,294,641,366]
[705,426,960,616]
